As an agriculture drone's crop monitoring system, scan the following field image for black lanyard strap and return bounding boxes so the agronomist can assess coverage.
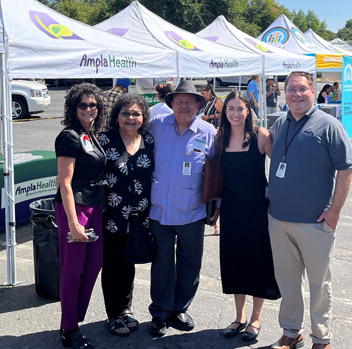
[283,115,310,161]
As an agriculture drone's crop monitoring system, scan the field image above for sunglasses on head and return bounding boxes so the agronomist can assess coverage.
[77,103,98,111]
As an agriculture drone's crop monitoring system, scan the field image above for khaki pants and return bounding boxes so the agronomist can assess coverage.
[268,214,335,345]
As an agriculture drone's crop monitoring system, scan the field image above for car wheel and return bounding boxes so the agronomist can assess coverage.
[12,96,28,119]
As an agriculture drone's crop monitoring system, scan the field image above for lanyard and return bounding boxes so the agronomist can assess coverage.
[283,116,310,161]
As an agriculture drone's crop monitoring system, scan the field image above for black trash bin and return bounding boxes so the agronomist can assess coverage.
[29,198,60,300]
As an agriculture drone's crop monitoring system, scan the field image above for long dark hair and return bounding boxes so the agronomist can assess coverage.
[217,91,256,153]
[62,82,106,135]
[109,93,150,135]
[201,84,217,98]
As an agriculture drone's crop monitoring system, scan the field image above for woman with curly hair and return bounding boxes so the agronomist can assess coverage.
[99,94,154,337]
[54,82,107,348]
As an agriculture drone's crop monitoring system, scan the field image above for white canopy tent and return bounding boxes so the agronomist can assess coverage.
[197,15,316,76]
[329,38,352,53]
[196,15,316,125]
[305,29,352,57]
[94,1,263,78]
[258,14,344,73]
[0,0,179,285]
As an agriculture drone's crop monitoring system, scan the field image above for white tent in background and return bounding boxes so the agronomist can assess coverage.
[94,1,263,78]
[305,29,352,56]
[197,15,315,76]
[329,38,352,52]
[0,0,178,286]
[258,14,344,72]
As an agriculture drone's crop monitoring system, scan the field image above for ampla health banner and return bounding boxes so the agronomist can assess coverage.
[342,56,352,137]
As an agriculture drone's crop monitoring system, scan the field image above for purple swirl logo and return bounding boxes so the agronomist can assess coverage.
[29,11,83,40]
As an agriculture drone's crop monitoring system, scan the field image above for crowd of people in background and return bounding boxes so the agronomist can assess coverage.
[54,72,352,349]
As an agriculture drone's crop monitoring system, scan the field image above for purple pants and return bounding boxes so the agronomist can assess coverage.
[55,203,103,330]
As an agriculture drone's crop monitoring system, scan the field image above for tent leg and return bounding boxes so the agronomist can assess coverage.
[1,54,19,286]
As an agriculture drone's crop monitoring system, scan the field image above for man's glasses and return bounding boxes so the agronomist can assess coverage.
[119,111,143,118]
[286,88,310,95]
[77,103,98,110]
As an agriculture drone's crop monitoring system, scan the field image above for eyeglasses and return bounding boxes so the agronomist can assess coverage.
[77,103,98,110]
[286,88,310,95]
[119,111,143,118]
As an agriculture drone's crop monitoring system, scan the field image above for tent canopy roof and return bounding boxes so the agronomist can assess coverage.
[95,1,262,77]
[0,0,178,78]
[197,15,315,75]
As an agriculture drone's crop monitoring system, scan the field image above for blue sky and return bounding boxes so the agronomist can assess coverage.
[277,0,352,33]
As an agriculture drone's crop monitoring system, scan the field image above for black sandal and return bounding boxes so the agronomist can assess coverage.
[122,313,140,331]
[105,317,130,337]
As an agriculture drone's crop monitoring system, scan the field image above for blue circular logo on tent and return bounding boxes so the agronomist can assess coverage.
[292,28,310,44]
[262,27,289,44]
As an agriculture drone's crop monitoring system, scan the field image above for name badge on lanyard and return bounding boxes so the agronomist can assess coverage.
[276,162,287,178]
[183,161,191,175]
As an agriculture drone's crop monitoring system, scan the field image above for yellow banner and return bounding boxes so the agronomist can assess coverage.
[316,54,343,69]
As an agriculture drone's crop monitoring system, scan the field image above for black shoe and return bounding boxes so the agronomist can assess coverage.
[223,321,248,338]
[242,323,261,341]
[167,312,194,332]
[149,317,167,337]
[60,328,93,348]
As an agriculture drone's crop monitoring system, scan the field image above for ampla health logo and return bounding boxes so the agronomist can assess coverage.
[164,31,201,51]
[29,11,83,40]
[262,27,289,45]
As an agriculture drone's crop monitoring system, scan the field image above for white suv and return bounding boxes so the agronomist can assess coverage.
[11,79,51,120]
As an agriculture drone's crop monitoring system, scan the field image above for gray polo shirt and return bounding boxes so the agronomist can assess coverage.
[268,106,352,223]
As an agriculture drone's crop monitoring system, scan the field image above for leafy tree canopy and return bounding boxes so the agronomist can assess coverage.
[37,0,347,41]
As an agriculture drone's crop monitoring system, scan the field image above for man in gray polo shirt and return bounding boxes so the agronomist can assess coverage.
[268,71,352,349]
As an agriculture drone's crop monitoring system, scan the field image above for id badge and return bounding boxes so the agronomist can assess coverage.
[192,138,206,153]
[276,162,287,178]
[80,134,94,152]
[183,161,191,175]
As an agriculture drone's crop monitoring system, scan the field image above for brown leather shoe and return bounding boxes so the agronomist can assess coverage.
[270,333,304,349]
[312,344,330,349]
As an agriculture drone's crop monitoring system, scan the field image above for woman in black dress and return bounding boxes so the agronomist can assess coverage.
[99,94,154,337]
[212,91,280,342]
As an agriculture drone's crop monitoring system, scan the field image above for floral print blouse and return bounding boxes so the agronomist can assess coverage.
[99,130,154,234]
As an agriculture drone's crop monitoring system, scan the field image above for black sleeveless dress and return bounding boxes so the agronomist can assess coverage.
[219,136,280,300]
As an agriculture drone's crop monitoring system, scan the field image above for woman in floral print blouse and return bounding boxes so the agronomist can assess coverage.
[99,94,154,337]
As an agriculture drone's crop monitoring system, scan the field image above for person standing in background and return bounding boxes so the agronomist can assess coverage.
[105,79,131,118]
[246,75,260,116]
[266,76,281,114]
[149,82,174,119]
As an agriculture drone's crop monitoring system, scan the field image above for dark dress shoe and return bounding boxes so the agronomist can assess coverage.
[167,312,194,332]
[60,328,93,348]
[270,333,304,349]
[223,321,248,338]
[242,323,261,341]
[149,317,167,337]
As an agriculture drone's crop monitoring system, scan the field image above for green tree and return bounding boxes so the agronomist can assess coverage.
[337,19,352,41]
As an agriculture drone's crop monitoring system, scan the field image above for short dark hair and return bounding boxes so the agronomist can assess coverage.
[62,82,106,135]
[155,83,175,101]
[285,71,314,90]
[109,94,150,135]
[217,90,255,152]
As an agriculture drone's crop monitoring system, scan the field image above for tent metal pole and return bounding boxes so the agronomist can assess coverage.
[1,52,18,286]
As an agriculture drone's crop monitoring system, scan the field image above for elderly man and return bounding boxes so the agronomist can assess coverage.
[268,71,352,349]
[148,80,216,337]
